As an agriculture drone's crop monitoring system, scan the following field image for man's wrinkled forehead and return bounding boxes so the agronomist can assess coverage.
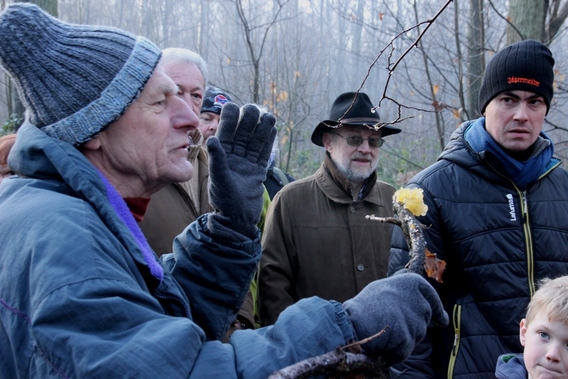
[161,59,205,88]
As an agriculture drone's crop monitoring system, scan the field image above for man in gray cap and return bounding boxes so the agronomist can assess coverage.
[388,40,568,379]
[0,4,447,378]
[259,92,401,328]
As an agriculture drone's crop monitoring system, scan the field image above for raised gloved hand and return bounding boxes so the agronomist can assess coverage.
[342,272,448,366]
[206,102,276,240]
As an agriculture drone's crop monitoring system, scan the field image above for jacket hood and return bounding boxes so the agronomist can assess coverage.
[495,354,526,379]
[9,121,106,199]
[438,120,476,165]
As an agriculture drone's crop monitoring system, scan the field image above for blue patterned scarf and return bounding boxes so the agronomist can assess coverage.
[465,117,554,189]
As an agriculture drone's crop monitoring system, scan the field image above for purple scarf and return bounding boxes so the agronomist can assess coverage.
[98,171,164,282]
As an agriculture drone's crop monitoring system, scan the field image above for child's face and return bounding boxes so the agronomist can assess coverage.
[520,310,568,379]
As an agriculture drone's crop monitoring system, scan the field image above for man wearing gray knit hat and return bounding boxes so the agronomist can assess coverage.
[389,39,568,379]
[0,3,446,378]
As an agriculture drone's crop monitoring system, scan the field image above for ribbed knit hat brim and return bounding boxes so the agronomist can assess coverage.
[478,39,554,114]
[0,4,162,145]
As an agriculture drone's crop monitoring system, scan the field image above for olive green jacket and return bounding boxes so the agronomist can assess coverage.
[259,153,395,326]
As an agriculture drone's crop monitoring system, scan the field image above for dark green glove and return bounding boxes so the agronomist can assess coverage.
[342,273,448,366]
[206,103,276,240]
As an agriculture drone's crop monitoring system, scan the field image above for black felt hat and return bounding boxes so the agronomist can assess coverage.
[478,39,554,114]
[311,92,401,147]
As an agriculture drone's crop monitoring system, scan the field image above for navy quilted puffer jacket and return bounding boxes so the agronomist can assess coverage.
[388,119,568,379]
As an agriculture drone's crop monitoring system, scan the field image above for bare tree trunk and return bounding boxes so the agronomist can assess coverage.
[198,0,210,58]
[235,0,259,103]
[466,0,484,118]
[233,0,287,104]
[412,0,445,151]
[547,0,568,43]
[506,0,547,44]
[453,0,467,121]
[351,0,364,76]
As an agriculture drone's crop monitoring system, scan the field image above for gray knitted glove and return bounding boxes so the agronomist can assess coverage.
[206,102,276,239]
[343,272,448,366]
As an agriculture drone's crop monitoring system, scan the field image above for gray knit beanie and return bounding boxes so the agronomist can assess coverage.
[478,39,554,114]
[0,3,162,145]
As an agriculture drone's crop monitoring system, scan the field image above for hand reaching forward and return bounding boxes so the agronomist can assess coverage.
[343,272,448,366]
[206,103,276,239]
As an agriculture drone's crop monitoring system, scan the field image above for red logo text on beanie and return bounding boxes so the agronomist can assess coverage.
[507,77,540,87]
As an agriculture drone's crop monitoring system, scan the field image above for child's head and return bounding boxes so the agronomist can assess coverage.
[520,276,568,379]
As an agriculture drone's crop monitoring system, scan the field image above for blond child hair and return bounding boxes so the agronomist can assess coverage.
[525,276,568,325]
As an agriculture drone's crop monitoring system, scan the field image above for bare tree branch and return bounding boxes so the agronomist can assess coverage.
[322,0,455,135]
[234,0,291,103]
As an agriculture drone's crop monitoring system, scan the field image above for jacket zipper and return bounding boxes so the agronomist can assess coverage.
[447,304,462,379]
[485,162,537,298]
[155,292,192,317]
[484,157,558,298]
[519,190,536,297]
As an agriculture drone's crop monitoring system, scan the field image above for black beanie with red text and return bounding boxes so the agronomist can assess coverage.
[478,39,554,114]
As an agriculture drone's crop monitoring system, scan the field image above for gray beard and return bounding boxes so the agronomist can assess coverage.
[335,159,375,183]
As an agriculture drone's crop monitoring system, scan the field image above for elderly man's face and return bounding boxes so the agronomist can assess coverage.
[89,65,199,197]
[484,90,547,152]
[322,125,381,183]
[161,60,205,117]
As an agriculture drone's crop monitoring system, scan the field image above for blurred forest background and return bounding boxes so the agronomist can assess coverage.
[1,0,568,187]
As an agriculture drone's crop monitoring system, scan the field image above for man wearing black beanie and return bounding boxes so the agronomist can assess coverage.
[389,39,568,379]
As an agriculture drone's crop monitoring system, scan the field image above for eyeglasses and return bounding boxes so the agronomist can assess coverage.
[330,132,384,148]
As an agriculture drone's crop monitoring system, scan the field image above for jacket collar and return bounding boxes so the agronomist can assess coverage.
[439,119,561,187]
[11,122,164,286]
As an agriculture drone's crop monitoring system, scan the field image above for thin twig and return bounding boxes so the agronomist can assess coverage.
[322,0,454,132]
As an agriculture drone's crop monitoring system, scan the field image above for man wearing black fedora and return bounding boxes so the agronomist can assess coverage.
[258,92,402,327]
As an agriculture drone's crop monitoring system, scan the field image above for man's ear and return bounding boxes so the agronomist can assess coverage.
[322,132,333,152]
[519,318,527,347]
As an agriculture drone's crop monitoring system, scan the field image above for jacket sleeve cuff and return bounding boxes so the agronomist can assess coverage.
[203,213,261,244]
[330,300,357,343]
